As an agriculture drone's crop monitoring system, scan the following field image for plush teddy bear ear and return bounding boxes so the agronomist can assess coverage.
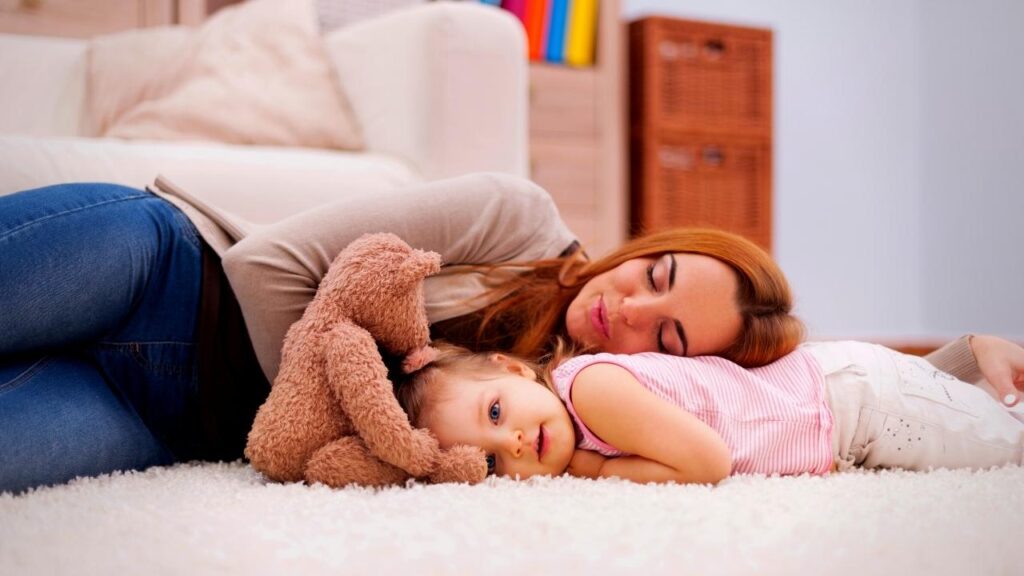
[400,249,442,283]
[402,345,440,374]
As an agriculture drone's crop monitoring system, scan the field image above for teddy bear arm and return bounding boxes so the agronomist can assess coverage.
[306,436,411,488]
[326,323,440,477]
[429,445,489,485]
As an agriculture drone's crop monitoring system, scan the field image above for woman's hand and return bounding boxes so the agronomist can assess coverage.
[567,449,607,479]
[970,335,1024,406]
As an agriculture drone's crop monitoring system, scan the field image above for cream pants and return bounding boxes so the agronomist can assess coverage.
[804,341,1024,472]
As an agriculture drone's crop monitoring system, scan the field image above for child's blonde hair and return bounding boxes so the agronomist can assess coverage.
[395,342,551,428]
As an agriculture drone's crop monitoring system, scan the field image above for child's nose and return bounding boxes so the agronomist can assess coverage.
[505,430,524,458]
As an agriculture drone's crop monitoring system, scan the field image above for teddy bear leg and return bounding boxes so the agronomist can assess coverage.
[305,436,411,488]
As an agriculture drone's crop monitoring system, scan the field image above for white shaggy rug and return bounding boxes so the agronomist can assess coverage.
[2,463,1022,576]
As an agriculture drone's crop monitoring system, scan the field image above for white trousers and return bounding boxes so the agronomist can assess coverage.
[804,341,1024,472]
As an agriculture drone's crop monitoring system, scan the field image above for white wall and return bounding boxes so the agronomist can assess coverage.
[919,0,1024,339]
[624,0,1023,342]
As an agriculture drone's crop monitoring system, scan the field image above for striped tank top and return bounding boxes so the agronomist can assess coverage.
[551,349,834,476]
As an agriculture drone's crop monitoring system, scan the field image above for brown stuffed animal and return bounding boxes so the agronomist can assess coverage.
[244,233,488,487]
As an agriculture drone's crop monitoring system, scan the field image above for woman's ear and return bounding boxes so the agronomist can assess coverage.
[488,353,537,381]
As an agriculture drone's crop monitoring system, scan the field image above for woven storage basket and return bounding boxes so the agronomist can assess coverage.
[631,133,771,250]
[630,17,773,251]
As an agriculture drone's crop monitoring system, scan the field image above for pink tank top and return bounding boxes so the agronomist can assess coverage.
[551,349,834,476]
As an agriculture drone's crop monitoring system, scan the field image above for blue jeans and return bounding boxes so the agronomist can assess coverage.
[0,183,204,494]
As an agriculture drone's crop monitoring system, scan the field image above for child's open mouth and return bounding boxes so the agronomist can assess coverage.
[536,426,547,461]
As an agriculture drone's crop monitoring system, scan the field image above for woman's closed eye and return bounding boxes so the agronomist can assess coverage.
[646,262,661,293]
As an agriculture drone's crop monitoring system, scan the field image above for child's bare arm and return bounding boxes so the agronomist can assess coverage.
[569,363,732,485]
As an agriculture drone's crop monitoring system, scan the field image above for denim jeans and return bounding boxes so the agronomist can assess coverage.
[0,183,204,494]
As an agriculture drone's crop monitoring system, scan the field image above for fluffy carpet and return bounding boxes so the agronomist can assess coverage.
[1,463,1022,575]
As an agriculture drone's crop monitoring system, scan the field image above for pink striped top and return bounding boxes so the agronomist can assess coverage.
[551,349,834,476]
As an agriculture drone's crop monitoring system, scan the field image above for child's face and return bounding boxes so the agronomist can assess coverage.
[424,357,576,479]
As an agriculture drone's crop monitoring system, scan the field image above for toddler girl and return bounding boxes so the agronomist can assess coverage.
[396,338,1024,484]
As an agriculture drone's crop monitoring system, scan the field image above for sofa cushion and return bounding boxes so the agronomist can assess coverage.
[87,0,363,150]
[0,135,416,225]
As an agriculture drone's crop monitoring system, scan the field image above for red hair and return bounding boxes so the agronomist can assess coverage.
[435,228,803,367]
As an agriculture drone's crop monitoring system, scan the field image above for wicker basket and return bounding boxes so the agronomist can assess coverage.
[630,17,773,251]
[631,133,772,250]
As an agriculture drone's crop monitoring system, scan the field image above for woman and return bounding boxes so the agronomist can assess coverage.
[1,174,1019,493]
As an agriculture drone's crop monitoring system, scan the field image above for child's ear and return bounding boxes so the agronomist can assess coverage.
[488,353,537,382]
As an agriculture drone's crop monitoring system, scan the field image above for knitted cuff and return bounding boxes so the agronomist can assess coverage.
[924,334,984,384]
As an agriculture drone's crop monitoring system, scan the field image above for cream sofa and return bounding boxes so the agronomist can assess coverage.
[0,3,528,226]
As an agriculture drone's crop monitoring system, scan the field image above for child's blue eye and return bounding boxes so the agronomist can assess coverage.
[486,454,496,475]
[488,400,501,423]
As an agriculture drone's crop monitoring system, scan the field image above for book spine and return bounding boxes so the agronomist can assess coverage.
[565,0,597,67]
[501,0,527,22]
[479,0,502,6]
[545,0,569,63]
[526,0,550,61]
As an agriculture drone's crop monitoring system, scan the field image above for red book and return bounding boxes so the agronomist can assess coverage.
[525,0,549,61]
[501,0,527,23]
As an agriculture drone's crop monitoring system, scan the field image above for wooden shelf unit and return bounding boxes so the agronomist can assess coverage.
[629,17,773,251]
[0,0,235,37]
[527,0,626,258]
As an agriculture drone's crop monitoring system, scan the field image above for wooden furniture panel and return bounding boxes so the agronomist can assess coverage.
[630,17,773,251]
[527,0,626,258]
[0,0,157,37]
[530,138,598,210]
[529,65,597,140]
[0,0,233,37]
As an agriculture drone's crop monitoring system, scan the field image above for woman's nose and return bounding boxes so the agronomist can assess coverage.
[505,430,524,458]
[620,297,651,329]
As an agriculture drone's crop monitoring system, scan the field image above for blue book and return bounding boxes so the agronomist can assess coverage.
[480,0,502,6]
[546,0,569,63]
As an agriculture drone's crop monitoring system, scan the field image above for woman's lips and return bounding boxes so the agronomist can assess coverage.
[589,296,610,340]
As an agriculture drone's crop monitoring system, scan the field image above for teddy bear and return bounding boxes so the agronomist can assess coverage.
[244,233,488,487]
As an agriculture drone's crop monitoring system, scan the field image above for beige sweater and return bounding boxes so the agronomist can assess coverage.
[151,172,578,382]
[148,175,982,387]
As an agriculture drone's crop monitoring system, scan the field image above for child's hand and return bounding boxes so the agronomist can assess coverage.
[567,449,607,479]
[971,335,1024,407]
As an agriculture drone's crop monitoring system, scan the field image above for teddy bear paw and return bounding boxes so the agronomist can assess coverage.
[428,445,488,485]
[390,428,442,478]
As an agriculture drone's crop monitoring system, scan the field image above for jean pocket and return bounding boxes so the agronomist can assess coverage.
[892,354,979,418]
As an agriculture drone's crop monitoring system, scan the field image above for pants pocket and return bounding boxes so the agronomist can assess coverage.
[850,406,936,470]
[892,354,979,418]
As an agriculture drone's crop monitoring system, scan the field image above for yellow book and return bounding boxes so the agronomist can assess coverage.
[565,0,598,67]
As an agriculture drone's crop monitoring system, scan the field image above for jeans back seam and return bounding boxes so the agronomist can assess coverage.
[0,356,52,394]
[0,192,151,243]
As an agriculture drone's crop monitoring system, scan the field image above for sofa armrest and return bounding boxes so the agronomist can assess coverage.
[0,33,88,137]
[324,3,528,180]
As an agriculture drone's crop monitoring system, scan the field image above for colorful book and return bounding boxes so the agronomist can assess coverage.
[501,0,527,23]
[545,0,569,63]
[565,0,597,67]
[525,0,549,61]
[479,0,502,5]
